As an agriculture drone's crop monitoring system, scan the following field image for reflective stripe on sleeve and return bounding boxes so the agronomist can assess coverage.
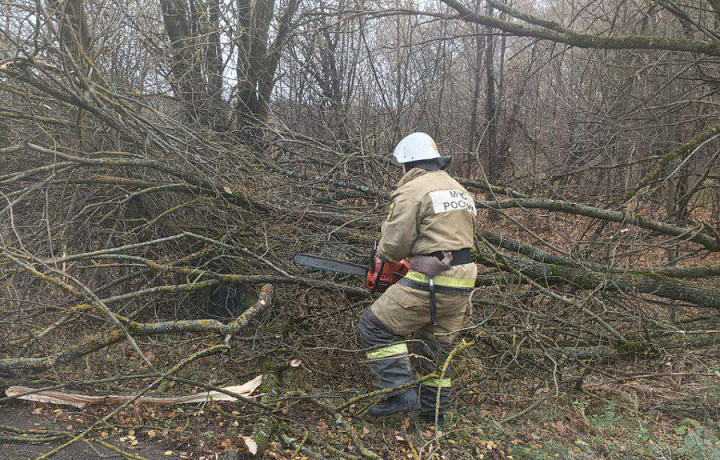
[422,377,452,388]
[366,343,408,360]
[404,271,476,288]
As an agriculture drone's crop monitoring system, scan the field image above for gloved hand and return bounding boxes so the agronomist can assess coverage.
[376,246,385,263]
[410,251,453,278]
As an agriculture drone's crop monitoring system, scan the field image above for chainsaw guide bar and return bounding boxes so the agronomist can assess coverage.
[293,254,368,278]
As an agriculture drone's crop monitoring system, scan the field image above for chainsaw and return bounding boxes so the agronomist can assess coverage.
[293,241,410,293]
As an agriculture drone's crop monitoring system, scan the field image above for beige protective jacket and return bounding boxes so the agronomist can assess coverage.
[379,168,476,262]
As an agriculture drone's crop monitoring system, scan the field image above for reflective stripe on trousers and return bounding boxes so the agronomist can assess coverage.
[423,377,451,388]
[403,270,476,288]
[359,309,415,392]
[366,343,408,360]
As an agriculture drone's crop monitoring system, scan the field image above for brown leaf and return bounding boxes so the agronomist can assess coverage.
[552,420,569,436]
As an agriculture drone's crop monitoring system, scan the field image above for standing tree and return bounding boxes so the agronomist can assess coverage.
[160,0,301,131]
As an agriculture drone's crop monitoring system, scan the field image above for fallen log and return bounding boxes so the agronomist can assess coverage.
[480,197,720,251]
[4,375,263,409]
[475,245,720,309]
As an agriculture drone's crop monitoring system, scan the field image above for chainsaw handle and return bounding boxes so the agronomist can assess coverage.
[369,241,378,274]
[367,241,410,293]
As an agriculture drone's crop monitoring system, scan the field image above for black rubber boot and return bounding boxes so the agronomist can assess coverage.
[368,388,418,416]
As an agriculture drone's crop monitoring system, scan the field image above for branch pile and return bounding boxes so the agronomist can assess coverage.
[0,3,718,457]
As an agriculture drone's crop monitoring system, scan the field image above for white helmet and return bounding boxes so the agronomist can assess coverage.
[392,132,451,169]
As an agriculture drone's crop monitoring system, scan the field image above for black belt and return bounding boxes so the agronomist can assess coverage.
[421,248,473,266]
[398,278,474,296]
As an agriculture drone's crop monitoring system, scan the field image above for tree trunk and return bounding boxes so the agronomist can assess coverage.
[55,0,91,58]
[467,13,485,175]
[160,0,212,126]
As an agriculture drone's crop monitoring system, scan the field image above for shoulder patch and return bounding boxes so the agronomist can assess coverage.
[429,190,477,216]
[386,202,395,220]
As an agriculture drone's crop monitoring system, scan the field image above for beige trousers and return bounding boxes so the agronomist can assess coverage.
[370,263,477,343]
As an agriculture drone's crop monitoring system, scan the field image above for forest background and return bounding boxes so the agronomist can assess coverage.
[0,0,719,458]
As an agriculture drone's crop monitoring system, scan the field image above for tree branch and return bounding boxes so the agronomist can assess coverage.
[440,0,720,56]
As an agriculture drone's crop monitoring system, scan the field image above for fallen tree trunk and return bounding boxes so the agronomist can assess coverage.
[480,198,719,251]
[475,248,720,309]
[480,229,720,279]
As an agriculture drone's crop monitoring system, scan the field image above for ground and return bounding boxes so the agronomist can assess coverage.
[3,364,718,459]
[0,401,184,459]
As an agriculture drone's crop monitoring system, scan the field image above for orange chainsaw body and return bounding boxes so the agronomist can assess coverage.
[366,243,410,293]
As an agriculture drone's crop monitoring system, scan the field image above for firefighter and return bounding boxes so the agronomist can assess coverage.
[359,132,477,425]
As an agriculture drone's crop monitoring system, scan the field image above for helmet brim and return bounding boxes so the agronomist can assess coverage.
[399,156,452,171]
[437,156,452,170]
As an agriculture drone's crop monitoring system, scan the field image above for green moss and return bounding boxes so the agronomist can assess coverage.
[257,359,279,393]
